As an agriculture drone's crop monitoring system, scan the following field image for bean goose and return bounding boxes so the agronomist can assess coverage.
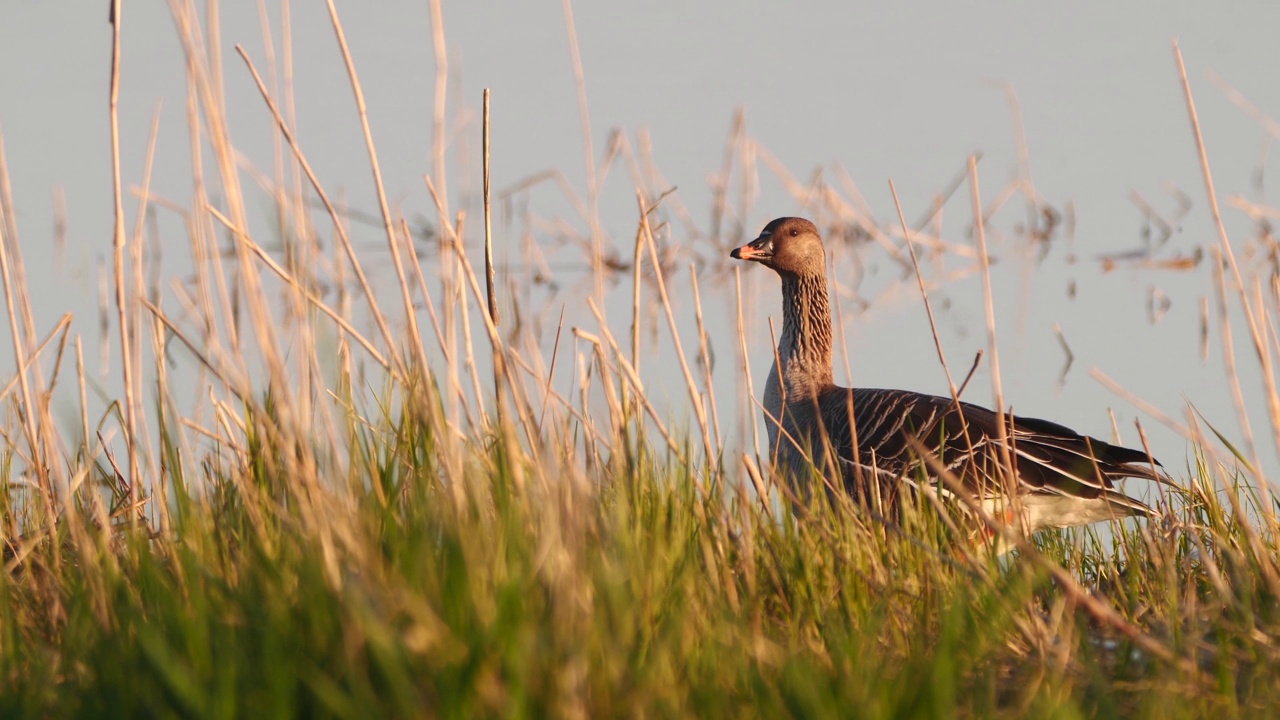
[731,216,1170,535]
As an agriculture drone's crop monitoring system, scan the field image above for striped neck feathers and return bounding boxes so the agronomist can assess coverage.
[776,272,835,399]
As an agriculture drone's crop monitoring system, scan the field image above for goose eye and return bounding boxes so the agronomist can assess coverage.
[789,228,799,237]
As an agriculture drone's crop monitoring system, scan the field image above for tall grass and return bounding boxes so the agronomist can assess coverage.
[0,4,1278,717]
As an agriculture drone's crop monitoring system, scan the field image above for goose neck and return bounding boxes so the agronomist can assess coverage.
[777,273,834,396]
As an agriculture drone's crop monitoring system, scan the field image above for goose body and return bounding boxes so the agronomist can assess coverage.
[732,217,1168,535]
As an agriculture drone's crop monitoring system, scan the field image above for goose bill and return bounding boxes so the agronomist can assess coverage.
[730,235,774,261]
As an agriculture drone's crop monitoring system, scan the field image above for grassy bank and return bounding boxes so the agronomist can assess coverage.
[2,402,1278,717]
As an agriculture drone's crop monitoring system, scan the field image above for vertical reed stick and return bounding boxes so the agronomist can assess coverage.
[484,89,499,327]
[967,156,1017,521]
[481,89,509,450]
[110,0,141,514]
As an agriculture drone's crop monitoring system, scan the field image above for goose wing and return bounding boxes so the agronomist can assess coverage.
[817,388,1167,505]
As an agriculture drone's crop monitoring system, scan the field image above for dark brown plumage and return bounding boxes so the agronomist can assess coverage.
[732,216,1170,536]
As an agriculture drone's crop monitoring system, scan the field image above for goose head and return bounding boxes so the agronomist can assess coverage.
[730,217,826,278]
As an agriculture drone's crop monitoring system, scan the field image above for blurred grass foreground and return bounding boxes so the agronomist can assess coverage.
[2,3,1280,718]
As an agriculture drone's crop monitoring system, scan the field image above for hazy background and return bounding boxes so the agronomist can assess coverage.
[1,2,1279,488]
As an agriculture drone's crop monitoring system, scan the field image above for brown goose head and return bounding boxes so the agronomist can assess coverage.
[730,217,826,278]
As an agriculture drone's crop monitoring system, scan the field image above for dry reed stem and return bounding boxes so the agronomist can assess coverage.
[427,0,449,217]
[477,90,521,458]
[1173,41,1279,529]
[538,306,567,434]
[447,215,529,493]
[0,135,41,376]
[452,214,494,433]
[325,0,426,377]
[1248,277,1280,468]
[561,337,615,459]
[633,134,700,241]
[911,154,984,236]
[253,0,285,251]
[1089,369,1194,440]
[710,109,745,244]
[178,1,296,462]
[830,165,878,230]
[176,21,237,356]
[813,241,866,498]
[401,219,447,358]
[629,211,644,423]
[829,163,880,225]
[274,0,321,448]
[498,170,592,227]
[733,267,762,461]
[35,315,71,425]
[569,340,612,469]
[21,315,73,525]
[1206,253,1280,597]
[202,204,389,369]
[495,339,545,473]
[164,282,254,396]
[956,350,984,398]
[0,139,19,292]
[0,315,72,407]
[483,89,499,328]
[180,417,245,454]
[144,299,253,403]
[147,306,174,538]
[421,179,472,442]
[828,242,855,388]
[1206,70,1280,142]
[0,150,61,563]
[1133,419,1172,511]
[889,180,961,397]
[995,82,1044,232]
[637,194,715,480]
[560,0,604,301]
[1128,191,1174,246]
[740,455,775,523]
[236,45,406,381]
[1086,365,1266,558]
[890,178,987,514]
[689,266,723,450]
[967,156,1019,523]
[576,330,626,447]
[128,105,164,488]
[75,335,91,465]
[766,317,785,472]
[398,217,475,475]
[109,0,140,514]
[581,302,684,463]
[281,0,313,272]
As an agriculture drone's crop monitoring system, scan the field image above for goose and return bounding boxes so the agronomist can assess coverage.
[731,216,1170,537]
